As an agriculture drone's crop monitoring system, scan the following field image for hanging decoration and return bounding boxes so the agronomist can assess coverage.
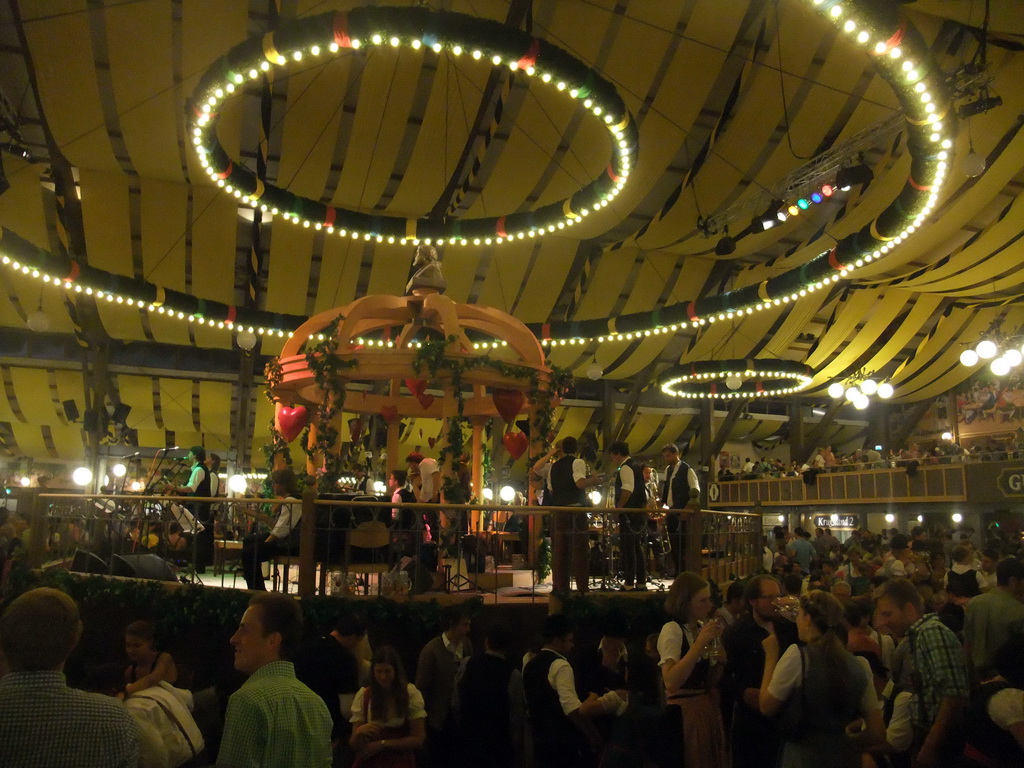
[275,405,309,443]
[380,405,400,424]
[492,389,526,424]
[502,430,529,461]
[404,378,429,398]
[348,417,363,443]
[186,6,638,245]
[659,360,814,400]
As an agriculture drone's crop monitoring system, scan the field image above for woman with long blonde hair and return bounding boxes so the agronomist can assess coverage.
[759,590,884,767]
[655,571,728,768]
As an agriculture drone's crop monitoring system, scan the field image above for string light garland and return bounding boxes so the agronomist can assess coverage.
[659,360,814,400]
[0,1,953,353]
[187,6,639,245]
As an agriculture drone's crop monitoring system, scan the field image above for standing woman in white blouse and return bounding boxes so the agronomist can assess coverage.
[758,591,884,767]
[656,571,728,768]
[350,645,426,768]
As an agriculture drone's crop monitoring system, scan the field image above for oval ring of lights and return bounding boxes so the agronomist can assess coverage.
[529,0,955,345]
[659,360,815,400]
[0,0,951,351]
[187,6,639,245]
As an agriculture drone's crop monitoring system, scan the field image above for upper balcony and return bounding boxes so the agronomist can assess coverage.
[709,456,1024,508]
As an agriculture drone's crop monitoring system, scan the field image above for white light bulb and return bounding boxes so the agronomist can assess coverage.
[959,349,979,367]
[827,382,845,399]
[228,474,248,494]
[482,488,494,501]
[853,396,869,411]
[26,310,50,333]
[877,382,894,399]
[586,362,603,380]
[951,513,963,524]
[72,467,93,487]
[860,379,878,396]
[941,432,953,441]
[589,490,602,506]
[976,339,998,359]
[725,374,743,390]
[112,463,127,478]
[373,480,387,494]
[1004,349,1023,367]
[885,513,895,523]
[991,357,1011,377]
[237,329,258,351]
[962,151,986,178]
[845,386,861,401]
[499,485,515,503]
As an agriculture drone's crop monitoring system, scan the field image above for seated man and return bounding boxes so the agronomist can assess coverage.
[0,587,139,768]
[219,592,333,768]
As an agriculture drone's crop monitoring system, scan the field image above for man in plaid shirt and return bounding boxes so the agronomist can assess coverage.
[0,587,138,768]
[875,578,970,768]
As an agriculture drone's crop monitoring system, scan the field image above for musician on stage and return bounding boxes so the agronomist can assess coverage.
[164,446,213,573]
[533,437,605,593]
[240,468,302,591]
[660,443,700,578]
[608,442,648,591]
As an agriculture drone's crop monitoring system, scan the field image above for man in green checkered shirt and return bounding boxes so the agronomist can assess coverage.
[875,578,971,768]
[218,593,332,768]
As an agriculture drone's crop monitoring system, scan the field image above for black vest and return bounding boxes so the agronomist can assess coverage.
[614,458,646,509]
[190,465,211,497]
[946,567,981,598]
[964,680,1024,766]
[662,459,693,509]
[550,455,587,507]
[524,650,573,747]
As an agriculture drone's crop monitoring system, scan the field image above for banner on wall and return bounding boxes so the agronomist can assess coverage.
[813,513,859,529]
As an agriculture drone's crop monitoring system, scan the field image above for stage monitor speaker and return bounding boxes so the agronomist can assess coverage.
[70,548,108,575]
[62,400,80,422]
[111,553,178,581]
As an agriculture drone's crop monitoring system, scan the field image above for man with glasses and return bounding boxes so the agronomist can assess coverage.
[719,575,799,768]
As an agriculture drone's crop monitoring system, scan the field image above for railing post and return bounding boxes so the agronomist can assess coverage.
[298,481,317,596]
[26,490,47,569]
[684,495,702,575]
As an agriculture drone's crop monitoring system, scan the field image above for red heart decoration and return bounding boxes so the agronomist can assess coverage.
[428,437,437,449]
[417,393,435,410]
[492,389,525,423]
[381,405,399,424]
[502,430,529,461]
[405,378,428,398]
[276,405,309,443]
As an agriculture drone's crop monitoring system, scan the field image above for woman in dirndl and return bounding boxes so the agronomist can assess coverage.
[656,571,728,768]
[350,645,426,768]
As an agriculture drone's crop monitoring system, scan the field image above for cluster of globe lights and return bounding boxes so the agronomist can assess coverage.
[0,0,953,357]
[827,378,895,410]
[959,339,1024,378]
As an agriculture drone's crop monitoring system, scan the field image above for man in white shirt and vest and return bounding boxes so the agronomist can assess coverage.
[609,441,648,591]
[660,443,700,577]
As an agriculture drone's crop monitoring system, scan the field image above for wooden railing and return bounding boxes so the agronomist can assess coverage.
[710,464,967,507]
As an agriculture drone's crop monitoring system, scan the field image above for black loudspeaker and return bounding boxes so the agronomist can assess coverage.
[111,402,132,424]
[62,400,80,422]
[111,554,177,581]
[83,408,103,432]
[70,548,108,575]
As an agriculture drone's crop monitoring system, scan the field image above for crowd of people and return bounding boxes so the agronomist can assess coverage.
[722,431,1024,483]
[2,515,1023,768]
